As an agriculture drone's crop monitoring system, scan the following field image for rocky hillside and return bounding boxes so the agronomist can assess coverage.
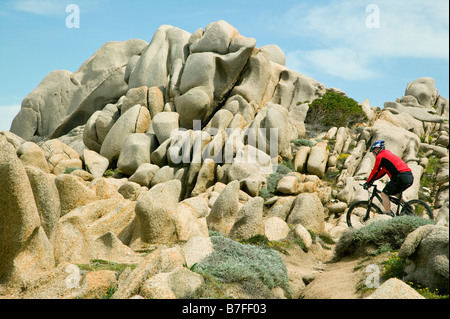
[1,20,448,299]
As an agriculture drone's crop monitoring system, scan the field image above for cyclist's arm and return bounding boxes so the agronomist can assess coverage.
[367,155,383,184]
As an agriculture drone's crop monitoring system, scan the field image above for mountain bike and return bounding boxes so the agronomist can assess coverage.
[346,184,433,228]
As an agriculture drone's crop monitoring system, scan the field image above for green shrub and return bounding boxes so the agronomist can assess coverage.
[237,234,290,255]
[353,216,433,249]
[381,252,406,280]
[294,238,306,250]
[194,235,292,297]
[318,232,336,245]
[291,139,314,147]
[77,259,137,272]
[103,284,118,299]
[421,156,441,190]
[334,216,434,258]
[263,161,295,199]
[258,187,271,200]
[305,91,367,129]
[64,167,83,174]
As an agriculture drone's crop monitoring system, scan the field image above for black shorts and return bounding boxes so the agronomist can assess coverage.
[383,171,414,196]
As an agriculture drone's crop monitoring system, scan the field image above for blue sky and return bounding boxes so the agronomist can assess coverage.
[0,0,448,132]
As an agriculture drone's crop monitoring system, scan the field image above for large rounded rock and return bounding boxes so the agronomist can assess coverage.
[11,40,148,139]
[229,50,274,106]
[287,193,325,233]
[121,86,148,113]
[135,180,182,243]
[129,163,160,187]
[100,105,151,163]
[17,142,50,173]
[147,86,165,118]
[152,112,180,144]
[117,133,154,176]
[294,146,311,174]
[271,68,326,111]
[128,25,191,94]
[259,44,286,66]
[40,139,81,174]
[191,158,216,196]
[228,197,265,240]
[55,174,98,216]
[398,225,449,294]
[404,77,438,108]
[83,149,109,179]
[263,103,296,160]
[206,180,240,235]
[0,137,54,284]
[182,236,214,268]
[306,141,329,178]
[25,166,61,243]
[175,21,255,129]
[264,216,290,241]
[367,278,425,299]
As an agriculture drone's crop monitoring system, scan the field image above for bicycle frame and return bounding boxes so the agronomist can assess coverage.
[367,184,404,216]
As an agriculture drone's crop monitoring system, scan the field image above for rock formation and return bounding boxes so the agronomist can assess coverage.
[1,20,448,299]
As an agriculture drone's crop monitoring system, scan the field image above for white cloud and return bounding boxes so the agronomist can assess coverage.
[278,0,449,80]
[11,0,103,16]
[13,0,66,16]
[0,105,21,132]
[286,47,380,81]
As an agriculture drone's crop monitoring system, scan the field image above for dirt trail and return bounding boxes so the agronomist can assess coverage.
[299,257,365,299]
[282,245,367,299]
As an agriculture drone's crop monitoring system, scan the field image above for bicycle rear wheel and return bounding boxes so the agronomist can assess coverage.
[346,201,384,228]
[401,199,434,220]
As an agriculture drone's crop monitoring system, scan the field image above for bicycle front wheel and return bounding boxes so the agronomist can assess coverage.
[346,200,384,228]
[401,199,434,220]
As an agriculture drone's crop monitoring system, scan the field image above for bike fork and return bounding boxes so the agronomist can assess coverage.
[363,199,373,222]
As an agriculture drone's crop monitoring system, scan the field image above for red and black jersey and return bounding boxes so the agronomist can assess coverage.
[367,149,412,184]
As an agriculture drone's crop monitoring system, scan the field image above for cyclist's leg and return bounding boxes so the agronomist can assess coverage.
[382,176,401,214]
[380,192,391,214]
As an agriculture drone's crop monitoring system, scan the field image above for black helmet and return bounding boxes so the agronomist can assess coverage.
[370,140,385,152]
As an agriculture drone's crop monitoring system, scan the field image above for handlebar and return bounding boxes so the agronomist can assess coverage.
[360,183,379,192]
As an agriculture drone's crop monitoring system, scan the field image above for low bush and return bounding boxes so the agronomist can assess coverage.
[334,216,434,258]
[381,252,406,280]
[259,161,294,200]
[194,234,292,298]
[291,138,314,147]
[77,259,137,272]
[305,91,367,130]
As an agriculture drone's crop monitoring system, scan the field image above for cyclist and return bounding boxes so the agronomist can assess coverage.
[363,140,414,216]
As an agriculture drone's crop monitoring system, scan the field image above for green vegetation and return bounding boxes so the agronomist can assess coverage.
[194,233,292,298]
[236,234,296,255]
[259,160,294,200]
[290,138,314,147]
[77,259,137,272]
[103,284,118,299]
[304,91,368,130]
[104,168,123,177]
[334,216,434,258]
[64,167,83,174]
[407,282,448,299]
[380,252,448,299]
[420,156,442,190]
[318,232,336,246]
[381,252,406,280]
[191,272,233,299]
[352,216,433,250]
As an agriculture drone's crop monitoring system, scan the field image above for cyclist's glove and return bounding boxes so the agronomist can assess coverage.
[363,182,371,190]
